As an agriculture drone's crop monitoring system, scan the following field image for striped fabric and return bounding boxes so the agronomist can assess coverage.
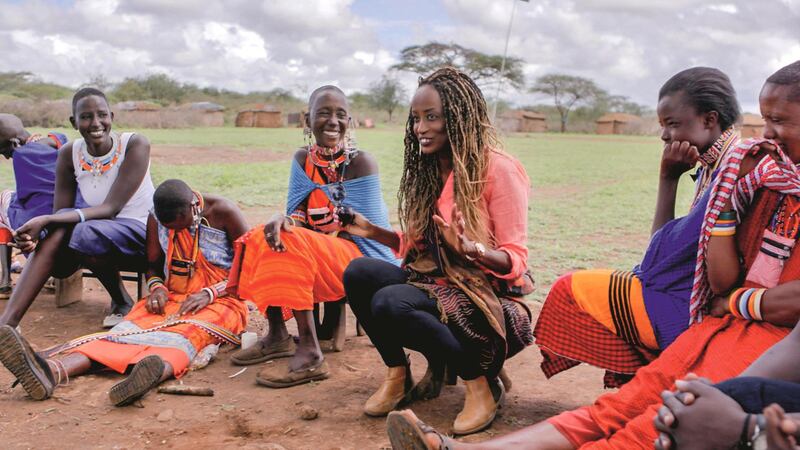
[608,271,643,347]
[690,138,800,322]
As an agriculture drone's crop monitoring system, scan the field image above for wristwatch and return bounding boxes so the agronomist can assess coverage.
[750,414,767,450]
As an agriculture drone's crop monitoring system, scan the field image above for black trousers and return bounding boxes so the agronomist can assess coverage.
[716,377,800,413]
[344,257,482,380]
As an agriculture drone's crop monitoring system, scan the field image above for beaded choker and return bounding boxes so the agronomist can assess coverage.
[308,144,353,183]
[698,127,736,167]
[79,132,122,178]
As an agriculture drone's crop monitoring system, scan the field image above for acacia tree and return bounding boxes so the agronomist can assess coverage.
[530,74,605,132]
[391,42,524,89]
[367,75,406,122]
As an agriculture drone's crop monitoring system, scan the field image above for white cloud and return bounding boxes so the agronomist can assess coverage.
[0,0,797,114]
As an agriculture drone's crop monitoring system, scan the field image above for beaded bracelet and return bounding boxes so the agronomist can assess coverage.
[149,283,168,295]
[146,276,165,290]
[711,212,737,237]
[201,287,216,303]
[728,287,766,321]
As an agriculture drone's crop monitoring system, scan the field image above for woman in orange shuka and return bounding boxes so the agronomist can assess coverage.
[0,179,249,406]
[227,85,397,388]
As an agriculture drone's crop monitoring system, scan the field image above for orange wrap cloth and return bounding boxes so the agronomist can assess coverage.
[548,317,787,448]
[69,225,248,376]
[229,225,362,313]
[548,188,798,448]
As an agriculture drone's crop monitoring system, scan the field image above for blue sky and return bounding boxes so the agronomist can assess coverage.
[1,0,799,112]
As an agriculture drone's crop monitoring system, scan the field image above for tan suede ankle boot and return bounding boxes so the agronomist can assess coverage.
[452,376,497,435]
[363,365,412,417]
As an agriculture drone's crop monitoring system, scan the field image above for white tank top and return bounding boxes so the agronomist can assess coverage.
[72,132,155,224]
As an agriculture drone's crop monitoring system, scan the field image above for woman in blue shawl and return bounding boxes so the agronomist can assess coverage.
[227,85,397,388]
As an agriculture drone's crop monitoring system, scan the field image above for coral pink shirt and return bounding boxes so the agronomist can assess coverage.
[399,150,530,280]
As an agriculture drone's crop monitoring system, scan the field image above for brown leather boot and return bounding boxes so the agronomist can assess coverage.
[452,376,497,435]
[363,364,412,417]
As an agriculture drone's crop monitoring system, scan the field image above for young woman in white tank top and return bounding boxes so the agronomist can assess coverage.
[71,131,154,224]
[0,89,155,329]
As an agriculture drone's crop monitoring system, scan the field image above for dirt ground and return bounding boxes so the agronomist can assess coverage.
[0,278,608,450]
[0,143,609,448]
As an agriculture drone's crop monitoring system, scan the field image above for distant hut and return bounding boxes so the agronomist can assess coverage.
[286,111,307,128]
[115,101,163,128]
[595,113,642,135]
[236,104,282,128]
[498,110,547,133]
[740,113,765,138]
[186,102,225,127]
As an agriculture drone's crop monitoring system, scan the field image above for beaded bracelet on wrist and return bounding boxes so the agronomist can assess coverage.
[728,287,766,321]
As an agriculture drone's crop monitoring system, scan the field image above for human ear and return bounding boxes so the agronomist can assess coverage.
[704,111,719,129]
[69,116,77,130]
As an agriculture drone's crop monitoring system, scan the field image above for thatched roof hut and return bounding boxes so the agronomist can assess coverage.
[236,104,282,128]
[115,101,163,128]
[740,113,765,139]
[595,113,642,135]
[182,102,225,127]
[498,110,547,133]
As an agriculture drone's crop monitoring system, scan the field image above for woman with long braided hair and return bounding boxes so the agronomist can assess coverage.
[341,67,532,435]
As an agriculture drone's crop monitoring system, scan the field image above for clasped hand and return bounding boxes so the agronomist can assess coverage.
[11,216,49,253]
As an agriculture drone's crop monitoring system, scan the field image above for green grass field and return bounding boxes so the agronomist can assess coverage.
[12,127,695,301]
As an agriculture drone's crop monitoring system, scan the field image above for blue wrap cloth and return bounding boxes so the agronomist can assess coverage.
[633,168,715,349]
[286,159,400,265]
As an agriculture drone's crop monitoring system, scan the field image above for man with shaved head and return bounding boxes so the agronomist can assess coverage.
[0,114,68,299]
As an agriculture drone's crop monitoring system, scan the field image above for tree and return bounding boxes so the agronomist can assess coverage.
[367,76,406,122]
[111,73,185,105]
[82,74,112,92]
[391,42,524,89]
[530,74,605,132]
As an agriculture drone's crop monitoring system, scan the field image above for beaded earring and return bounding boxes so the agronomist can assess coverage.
[345,117,357,152]
[304,126,314,148]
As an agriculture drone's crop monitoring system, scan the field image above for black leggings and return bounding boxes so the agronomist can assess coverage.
[716,377,800,413]
[344,257,482,380]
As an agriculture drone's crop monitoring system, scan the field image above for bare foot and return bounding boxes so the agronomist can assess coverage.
[288,341,323,372]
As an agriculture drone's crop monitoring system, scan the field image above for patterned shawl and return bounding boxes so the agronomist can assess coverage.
[690,138,800,322]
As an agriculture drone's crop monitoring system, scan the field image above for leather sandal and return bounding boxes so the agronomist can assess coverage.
[386,410,456,450]
[256,358,329,388]
[230,336,296,366]
[0,325,56,400]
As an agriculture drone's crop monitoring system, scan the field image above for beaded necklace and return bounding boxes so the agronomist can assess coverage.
[771,195,800,238]
[308,144,351,183]
[691,128,738,209]
[79,132,122,178]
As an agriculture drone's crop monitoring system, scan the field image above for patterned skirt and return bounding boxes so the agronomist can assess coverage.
[409,271,533,378]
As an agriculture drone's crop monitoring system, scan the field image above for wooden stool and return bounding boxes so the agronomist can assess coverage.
[54,269,145,307]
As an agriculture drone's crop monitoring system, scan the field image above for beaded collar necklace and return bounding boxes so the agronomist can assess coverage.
[308,144,355,183]
[79,132,122,178]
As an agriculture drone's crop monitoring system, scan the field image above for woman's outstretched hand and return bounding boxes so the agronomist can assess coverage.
[432,208,480,260]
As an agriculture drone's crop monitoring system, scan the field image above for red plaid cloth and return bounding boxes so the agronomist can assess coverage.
[534,274,658,388]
